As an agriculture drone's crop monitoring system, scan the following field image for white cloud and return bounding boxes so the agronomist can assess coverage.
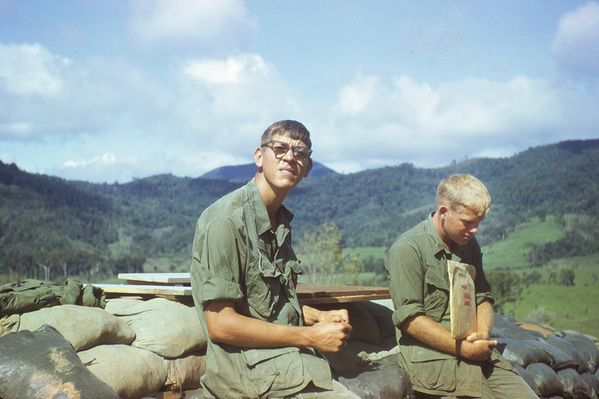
[0,43,67,97]
[551,1,599,78]
[175,53,302,148]
[128,0,257,52]
[0,42,173,141]
[314,72,599,172]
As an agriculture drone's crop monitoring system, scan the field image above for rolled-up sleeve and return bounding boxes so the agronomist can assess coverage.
[386,239,426,328]
[192,216,245,309]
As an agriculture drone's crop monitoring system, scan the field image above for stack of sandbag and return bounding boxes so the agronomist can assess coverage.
[493,314,599,399]
[0,324,120,399]
[0,297,207,399]
[315,300,415,399]
[83,297,208,398]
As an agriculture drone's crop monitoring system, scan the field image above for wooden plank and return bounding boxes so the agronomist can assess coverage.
[296,284,390,304]
[111,273,390,304]
[118,273,191,285]
[99,283,192,296]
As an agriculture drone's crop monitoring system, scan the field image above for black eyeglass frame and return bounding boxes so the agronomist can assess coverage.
[261,140,313,163]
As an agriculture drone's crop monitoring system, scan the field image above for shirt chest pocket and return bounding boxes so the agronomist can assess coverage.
[246,254,283,320]
[424,261,449,322]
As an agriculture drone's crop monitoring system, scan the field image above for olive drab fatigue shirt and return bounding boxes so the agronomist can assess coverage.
[385,212,514,397]
[190,180,333,398]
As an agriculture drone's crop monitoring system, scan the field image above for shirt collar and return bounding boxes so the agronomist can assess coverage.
[247,179,294,236]
[425,211,468,262]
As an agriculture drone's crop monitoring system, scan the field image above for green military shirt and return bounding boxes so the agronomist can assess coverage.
[386,212,513,397]
[190,180,333,398]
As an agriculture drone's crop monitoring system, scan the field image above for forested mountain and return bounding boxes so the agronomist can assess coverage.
[1,139,598,280]
[201,161,337,182]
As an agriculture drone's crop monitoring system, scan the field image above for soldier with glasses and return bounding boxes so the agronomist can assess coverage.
[190,120,360,398]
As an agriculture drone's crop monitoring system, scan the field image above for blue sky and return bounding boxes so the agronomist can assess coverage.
[1,0,598,183]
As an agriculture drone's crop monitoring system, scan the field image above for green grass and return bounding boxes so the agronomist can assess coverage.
[508,252,599,338]
[481,215,564,270]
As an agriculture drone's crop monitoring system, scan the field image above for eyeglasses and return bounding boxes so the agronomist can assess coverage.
[262,140,312,164]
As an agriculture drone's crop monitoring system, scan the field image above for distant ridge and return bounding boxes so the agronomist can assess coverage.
[201,161,338,182]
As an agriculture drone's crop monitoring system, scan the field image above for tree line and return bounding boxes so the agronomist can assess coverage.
[1,138,599,282]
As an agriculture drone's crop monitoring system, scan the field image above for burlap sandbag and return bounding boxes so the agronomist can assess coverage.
[355,300,396,340]
[78,344,168,399]
[0,325,120,399]
[526,362,565,398]
[163,350,207,392]
[556,368,593,399]
[525,338,578,371]
[321,340,386,372]
[105,297,206,358]
[18,304,136,351]
[512,364,542,397]
[547,335,590,374]
[338,354,416,399]
[563,332,599,374]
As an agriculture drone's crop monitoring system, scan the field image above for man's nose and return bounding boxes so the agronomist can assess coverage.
[282,148,296,161]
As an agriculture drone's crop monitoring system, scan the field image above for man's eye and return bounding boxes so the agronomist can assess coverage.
[273,145,288,152]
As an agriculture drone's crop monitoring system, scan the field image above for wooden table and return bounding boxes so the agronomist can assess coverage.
[97,273,390,305]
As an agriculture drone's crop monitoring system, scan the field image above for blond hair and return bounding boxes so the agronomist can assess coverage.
[436,174,491,216]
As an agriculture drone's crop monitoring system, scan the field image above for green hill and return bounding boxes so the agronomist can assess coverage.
[1,139,599,283]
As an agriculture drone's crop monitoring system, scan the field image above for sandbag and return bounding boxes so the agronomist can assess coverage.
[563,333,599,373]
[579,372,599,399]
[495,338,552,368]
[78,344,168,399]
[18,304,136,351]
[547,335,590,374]
[557,368,593,399]
[355,300,396,339]
[512,363,542,397]
[315,302,381,345]
[0,325,120,399]
[379,335,398,351]
[493,313,543,340]
[490,326,509,339]
[105,297,206,358]
[338,354,416,399]
[525,338,578,370]
[516,321,559,338]
[322,339,386,372]
[163,350,207,392]
[526,362,565,398]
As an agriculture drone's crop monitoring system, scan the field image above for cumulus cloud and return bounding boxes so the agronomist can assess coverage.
[551,1,599,78]
[128,0,257,52]
[316,73,599,173]
[174,53,302,151]
[0,42,173,141]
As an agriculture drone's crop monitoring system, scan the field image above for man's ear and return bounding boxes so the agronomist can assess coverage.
[304,158,313,177]
[254,147,264,169]
[438,204,449,219]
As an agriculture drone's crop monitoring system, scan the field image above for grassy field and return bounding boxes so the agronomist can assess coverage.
[480,215,564,270]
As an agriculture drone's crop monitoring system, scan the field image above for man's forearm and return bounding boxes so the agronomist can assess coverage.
[476,300,494,340]
[205,300,351,353]
[401,313,497,362]
[401,315,459,355]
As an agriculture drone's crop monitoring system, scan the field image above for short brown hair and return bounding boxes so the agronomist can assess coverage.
[261,120,312,149]
[436,174,491,216]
